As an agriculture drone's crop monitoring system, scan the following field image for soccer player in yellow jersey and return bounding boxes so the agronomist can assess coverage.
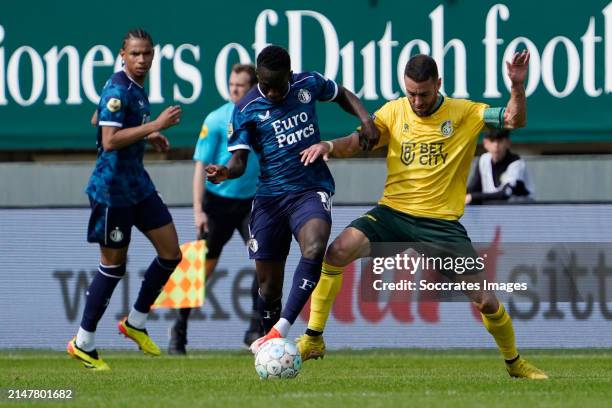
[297,51,548,380]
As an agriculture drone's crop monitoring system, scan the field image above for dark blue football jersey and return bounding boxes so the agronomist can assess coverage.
[86,71,155,207]
[228,71,337,197]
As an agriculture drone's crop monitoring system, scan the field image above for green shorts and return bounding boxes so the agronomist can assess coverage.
[349,205,471,243]
[349,205,480,276]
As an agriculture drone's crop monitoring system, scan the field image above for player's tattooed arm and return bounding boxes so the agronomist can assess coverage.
[333,86,379,151]
[205,150,248,183]
[503,50,529,129]
[101,105,181,151]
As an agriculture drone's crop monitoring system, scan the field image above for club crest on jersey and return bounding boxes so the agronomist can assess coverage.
[402,123,410,133]
[110,227,124,243]
[107,98,121,113]
[441,120,453,137]
[227,123,233,138]
[247,238,259,253]
[298,89,312,104]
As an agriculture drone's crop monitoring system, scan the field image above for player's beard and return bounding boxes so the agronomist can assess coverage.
[412,96,440,117]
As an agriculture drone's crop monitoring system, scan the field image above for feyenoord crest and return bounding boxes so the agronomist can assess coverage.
[227,123,234,138]
[247,238,259,253]
[298,89,312,103]
[441,120,453,137]
[110,227,124,243]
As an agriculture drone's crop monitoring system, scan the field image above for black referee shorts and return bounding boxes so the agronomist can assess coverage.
[201,190,252,259]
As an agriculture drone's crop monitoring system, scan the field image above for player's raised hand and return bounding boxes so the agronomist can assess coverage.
[359,120,380,151]
[300,142,331,166]
[155,105,182,130]
[205,164,229,184]
[506,50,530,86]
[146,131,170,152]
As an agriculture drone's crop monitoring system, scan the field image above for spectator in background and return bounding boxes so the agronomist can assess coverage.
[466,129,534,205]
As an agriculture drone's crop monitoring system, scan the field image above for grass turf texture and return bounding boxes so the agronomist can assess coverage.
[1,349,610,408]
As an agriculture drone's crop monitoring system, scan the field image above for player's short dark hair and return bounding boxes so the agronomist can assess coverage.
[484,129,510,141]
[122,28,153,49]
[404,54,439,82]
[232,64,257,86]
[256,45,291,72]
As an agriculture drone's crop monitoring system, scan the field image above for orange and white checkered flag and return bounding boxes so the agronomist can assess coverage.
[152,240,206,309]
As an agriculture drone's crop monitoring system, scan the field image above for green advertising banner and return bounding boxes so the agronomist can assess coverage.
[0,0,611,149]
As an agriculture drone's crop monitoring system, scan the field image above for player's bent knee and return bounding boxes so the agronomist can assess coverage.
[473,296,499,314]
[301,240,326,261]
[326,239,355,267]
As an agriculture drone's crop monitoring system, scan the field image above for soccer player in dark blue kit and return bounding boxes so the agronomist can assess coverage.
[67,29,183,370]
[206,45,379,354]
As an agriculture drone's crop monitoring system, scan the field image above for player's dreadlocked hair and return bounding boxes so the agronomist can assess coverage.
[404,54,439,82]
[122,28,153,49]
[256,45,291,72]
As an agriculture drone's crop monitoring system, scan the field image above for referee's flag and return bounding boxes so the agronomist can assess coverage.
[151,240,206,309]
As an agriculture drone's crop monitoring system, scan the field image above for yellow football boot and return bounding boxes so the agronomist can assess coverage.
[506,357,549,379]
[296,334,326,361]
[66,337,110,371]
[118,317,161,356]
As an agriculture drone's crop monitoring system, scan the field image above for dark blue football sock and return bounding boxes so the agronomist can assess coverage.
[133,257,180,313]
[281,257,322,324]
[257,292,282,333]
[80,263,126,331]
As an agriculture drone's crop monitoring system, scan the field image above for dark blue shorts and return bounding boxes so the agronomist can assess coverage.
[87,192,173,249]
[247,189,332,260]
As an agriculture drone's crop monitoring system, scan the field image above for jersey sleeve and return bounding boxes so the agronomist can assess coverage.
[463,100,490,139]
[98,84,128,127]
[193,113,221,164]
[312,71,339,102]
[228,106,252,152]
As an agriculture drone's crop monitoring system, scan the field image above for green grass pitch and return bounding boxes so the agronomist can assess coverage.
[1,349,610,407]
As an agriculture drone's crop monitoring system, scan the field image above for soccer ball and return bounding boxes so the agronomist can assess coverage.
[254,338,302,379]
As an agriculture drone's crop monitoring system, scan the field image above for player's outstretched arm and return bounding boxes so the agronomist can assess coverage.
[503,50,529,129]
[300,132,361,165]
[205,149,248,183]
[333,86,379,150]
[101,105,181,151]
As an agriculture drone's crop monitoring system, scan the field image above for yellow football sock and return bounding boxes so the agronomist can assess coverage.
[307,262,344,332]
[481,302,519,361]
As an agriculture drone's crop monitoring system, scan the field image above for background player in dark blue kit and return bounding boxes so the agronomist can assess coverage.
[67,29,183,371]
[206,45,379,353]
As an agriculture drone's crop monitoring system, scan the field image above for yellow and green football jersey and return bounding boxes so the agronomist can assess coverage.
[373,96,489,220]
